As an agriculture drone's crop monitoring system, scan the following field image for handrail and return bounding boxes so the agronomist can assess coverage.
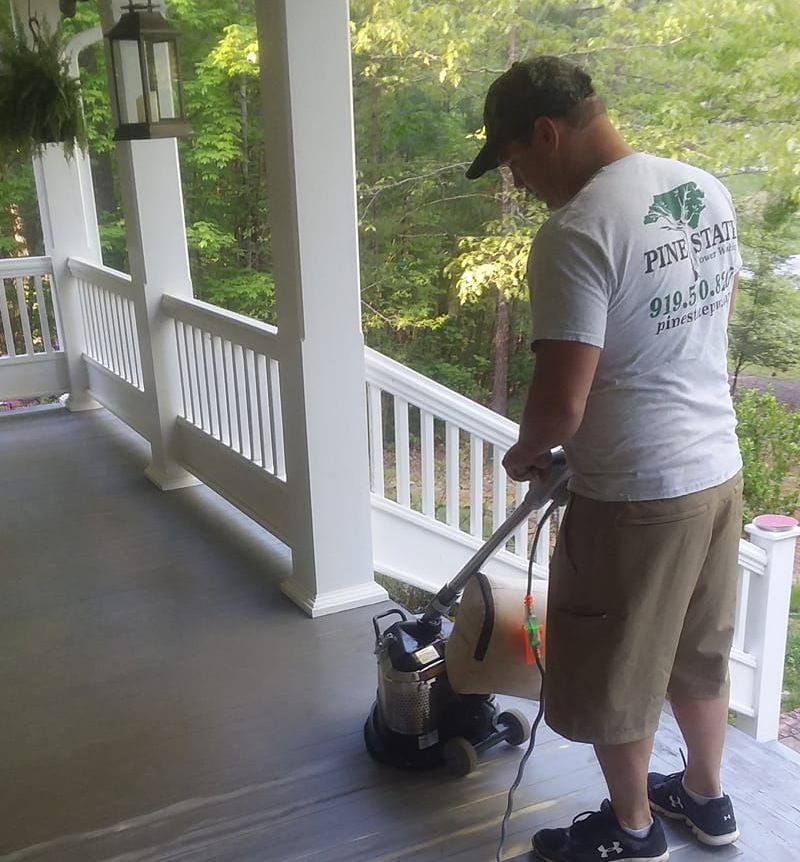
[0,257,53,278]
[364,346,518,447]
[68,257,133,299]
[162,294,282,359]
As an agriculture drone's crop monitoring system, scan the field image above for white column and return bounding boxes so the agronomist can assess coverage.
[32,146,102,411]
[740,521,800,742]
[98,0,197,490]
[114,140,199,490]
[255,0,387,616]
[13,0,102,411]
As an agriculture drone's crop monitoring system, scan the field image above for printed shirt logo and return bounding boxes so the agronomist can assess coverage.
[641,179,738,336]
[643,182,706,280]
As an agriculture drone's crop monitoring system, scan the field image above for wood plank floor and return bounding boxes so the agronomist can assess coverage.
[1,406,799,862]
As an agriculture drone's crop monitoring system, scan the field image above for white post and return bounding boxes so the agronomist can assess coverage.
[98,0,197,490]
[255,0,387,616]
[740,520,800,742]
[12,0,102,411]
[115,141,199,489]
[32,147,102,411]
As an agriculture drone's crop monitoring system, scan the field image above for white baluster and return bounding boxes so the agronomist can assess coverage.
[446,422,459,528]
[126,299,143,388]
[255,352,272,471]
[268,358,285,479]
[33,275,53,354]
[181,322,196,425]
[211,335,226,444]
[733,564,751,653]
[367,383,384,496]
[469,434,484,538]
[394,395,410,508]
[492,444,507,532]
[232,343,247,457]
[1,279,18,357]
[421,409,434,517]
[242,348,257,460]
[14,277,35,356]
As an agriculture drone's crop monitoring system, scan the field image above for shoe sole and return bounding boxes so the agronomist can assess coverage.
[532,837,670,862]
[649,801,740,846]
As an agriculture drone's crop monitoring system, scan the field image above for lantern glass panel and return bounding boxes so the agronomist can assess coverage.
[145,39,180,121]
[113,39,146,123]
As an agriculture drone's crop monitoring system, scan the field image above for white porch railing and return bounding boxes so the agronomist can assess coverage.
[0,253,797,742]
[69,258,143,391]
[365,347,556,594]
[364,347,799,743]
[0,256,68,401]
[162,293,290,542]
[66,257,150,439]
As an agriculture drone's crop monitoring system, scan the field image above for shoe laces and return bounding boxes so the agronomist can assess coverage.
[569,805,613,840]
[660,749,688,785]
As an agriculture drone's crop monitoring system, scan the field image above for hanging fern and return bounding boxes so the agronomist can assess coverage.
[0,18,88,165]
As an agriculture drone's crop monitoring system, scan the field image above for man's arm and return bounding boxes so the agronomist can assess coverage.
[503,339,601,481]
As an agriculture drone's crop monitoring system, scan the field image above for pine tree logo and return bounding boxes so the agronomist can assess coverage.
[644,182,706,279]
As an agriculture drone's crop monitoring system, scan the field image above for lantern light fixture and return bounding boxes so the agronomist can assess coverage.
[105,0,191,141]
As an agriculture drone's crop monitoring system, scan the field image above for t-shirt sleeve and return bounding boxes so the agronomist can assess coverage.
[719,182,744,275]
[528,223,611,349]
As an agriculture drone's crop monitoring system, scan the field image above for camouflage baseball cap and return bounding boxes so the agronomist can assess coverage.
[465,56,595,179]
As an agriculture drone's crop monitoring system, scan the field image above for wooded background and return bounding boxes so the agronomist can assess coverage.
[2,0,799,419]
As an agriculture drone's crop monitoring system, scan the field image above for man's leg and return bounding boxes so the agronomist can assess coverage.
[647,691,739,846]
[595,735,656,829]
[668,693,729,797]
[533,732,669,861]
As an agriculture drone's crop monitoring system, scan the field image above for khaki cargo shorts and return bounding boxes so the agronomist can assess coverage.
[544,472,743,746]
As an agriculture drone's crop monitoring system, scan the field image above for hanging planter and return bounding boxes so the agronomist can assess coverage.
[0,17,88,165]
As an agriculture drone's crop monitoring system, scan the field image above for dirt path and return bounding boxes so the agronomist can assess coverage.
[736,376,800,410]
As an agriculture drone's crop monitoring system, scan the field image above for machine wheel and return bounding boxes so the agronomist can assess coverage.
[497,709,531,746]
[443,736,478,777]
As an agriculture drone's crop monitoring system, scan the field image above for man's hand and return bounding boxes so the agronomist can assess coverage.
[503,444,553,483]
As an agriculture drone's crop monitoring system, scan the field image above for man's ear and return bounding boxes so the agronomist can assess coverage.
[533,116,559,152]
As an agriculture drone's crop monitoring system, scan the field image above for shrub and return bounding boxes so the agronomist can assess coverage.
[735,388,800,522]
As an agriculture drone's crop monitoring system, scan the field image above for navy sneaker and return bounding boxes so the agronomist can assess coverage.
[532,799,669,862]
[648,770,739,846]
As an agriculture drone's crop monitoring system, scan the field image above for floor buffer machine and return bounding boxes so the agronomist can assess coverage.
[364,452,570,776]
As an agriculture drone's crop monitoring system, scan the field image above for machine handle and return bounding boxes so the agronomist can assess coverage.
[372,608,409,642]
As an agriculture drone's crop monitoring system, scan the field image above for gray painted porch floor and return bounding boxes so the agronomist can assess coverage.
[1,406,799,862]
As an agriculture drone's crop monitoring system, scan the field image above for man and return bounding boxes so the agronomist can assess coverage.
[466,56,743,862]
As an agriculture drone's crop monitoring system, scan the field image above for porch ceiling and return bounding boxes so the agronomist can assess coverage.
[1,406,799,861]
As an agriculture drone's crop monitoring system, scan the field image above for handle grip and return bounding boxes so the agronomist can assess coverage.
[372,608,408,643]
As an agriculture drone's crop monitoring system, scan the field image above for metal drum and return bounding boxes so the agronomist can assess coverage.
[376,652,447,737]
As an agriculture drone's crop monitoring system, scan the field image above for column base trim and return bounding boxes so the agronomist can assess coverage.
[144,462,201,491]
[281,578,388,618]
[61,391,102,412]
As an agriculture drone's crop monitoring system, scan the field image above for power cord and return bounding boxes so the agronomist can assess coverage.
[495,499,558,862]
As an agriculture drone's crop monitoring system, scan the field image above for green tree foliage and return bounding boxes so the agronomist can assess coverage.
[734,388,800,522]
[0,0,798,414]
[729,198,800,386]
[349,0,800,415]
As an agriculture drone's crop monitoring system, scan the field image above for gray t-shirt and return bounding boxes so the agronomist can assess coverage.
[528,152,742,501]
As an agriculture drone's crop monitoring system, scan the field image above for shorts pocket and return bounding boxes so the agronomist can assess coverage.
[547,607,627,682]
[616,502,708,527]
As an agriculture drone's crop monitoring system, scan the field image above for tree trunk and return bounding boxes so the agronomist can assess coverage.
[489,25,519,416]
[239,79,254,269]
[730,354,745,395]
[491,289,510,413]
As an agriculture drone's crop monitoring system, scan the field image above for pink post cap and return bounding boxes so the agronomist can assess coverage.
[753,514,799,532]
